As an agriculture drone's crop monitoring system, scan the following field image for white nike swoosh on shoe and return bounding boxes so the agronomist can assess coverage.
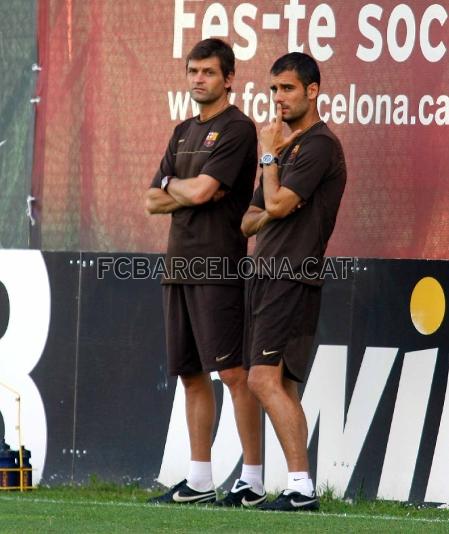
[290,498,317,507]
[215,353,231,362]
[241,494,267,507]
[262,349,279,356]
[172,490,215,503]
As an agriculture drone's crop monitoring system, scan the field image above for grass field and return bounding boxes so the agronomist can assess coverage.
[1,483,449,533]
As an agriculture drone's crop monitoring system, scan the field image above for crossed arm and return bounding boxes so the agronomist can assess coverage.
[241,184,303,237]
[241,205,272,237]
[241,177,303,237]
[145,174,223,214]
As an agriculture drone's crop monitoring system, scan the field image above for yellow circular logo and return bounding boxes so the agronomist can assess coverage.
[410,277,446,335]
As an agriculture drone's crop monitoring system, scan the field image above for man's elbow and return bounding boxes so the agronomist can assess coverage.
[145,198,156,214]
[240,221,252,238]
[146,204,159,215]
[145,190,161,214]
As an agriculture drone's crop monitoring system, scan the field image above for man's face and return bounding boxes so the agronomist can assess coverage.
[270,70,317,124]
[187,57,233,104]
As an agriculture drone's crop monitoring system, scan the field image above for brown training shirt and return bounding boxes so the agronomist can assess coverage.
[151,105,257,285]
[251,121,346,286]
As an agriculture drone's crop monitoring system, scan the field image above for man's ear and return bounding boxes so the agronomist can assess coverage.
[225,72,235,91]
[307,82,319,100]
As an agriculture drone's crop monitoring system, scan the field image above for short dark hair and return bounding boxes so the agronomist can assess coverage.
[270,52,320,88]
[186,38,235,80]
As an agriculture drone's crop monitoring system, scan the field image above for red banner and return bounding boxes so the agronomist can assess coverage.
[35,1,449,258]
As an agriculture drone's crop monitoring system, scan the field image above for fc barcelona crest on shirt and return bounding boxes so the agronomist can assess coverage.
[204,131,219,148]
[288,143,301,162]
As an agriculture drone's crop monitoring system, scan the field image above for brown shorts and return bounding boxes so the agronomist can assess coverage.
[162,284,244,376]
[245,277,321,382]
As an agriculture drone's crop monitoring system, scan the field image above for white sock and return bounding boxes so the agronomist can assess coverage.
[287,471,315,497]
[240,464,264,495]
[187,461,214,492]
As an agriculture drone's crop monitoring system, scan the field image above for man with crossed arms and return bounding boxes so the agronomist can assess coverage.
[146,38,265,507]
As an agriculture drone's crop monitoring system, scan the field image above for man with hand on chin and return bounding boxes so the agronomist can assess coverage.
[242,52,346,512]
[146,38,265,508]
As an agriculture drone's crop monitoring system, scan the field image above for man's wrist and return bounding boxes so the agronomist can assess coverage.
[260,146,277,154]
[259,152,279,168]
[161,175,173,192]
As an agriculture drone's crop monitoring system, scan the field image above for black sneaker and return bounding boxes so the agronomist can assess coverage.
[215,479,267,508]
[147,479,216,505]
[258,489,319,511]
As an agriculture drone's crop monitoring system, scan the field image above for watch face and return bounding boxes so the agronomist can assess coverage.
[261,153,274,165]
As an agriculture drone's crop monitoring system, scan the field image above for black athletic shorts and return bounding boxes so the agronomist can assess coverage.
[162,284,244,376]
[245,277,321,382]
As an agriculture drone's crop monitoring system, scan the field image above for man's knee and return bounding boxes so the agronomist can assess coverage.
[218,366,247,390]
[247,368,263,398]
[248,366,280,403]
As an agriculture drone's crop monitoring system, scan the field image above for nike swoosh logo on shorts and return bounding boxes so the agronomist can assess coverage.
[216,353,231,362]
[262,349,279,356]
[172,490,214,503]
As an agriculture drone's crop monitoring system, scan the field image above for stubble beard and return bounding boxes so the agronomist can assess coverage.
[283,105,308,126]
[190,90,221,105]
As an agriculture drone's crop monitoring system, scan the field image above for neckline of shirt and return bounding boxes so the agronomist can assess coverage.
[295,119,323,139]
[195,104,234,124]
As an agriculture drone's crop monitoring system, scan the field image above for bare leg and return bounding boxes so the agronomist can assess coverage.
[181,373,216,461]
[219,366,262,465]
[248,362,309,472]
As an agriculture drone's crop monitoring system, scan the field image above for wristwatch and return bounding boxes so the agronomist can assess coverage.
[161,175,172,191]
[259,153,279,168]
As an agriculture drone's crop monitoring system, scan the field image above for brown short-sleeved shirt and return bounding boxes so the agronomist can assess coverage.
[251,121,346,286]
[151,105,257,285]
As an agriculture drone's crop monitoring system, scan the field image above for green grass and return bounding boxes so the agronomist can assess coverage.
[1,482,449,533]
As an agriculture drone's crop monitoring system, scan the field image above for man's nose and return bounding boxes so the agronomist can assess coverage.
[194,72,205,83]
